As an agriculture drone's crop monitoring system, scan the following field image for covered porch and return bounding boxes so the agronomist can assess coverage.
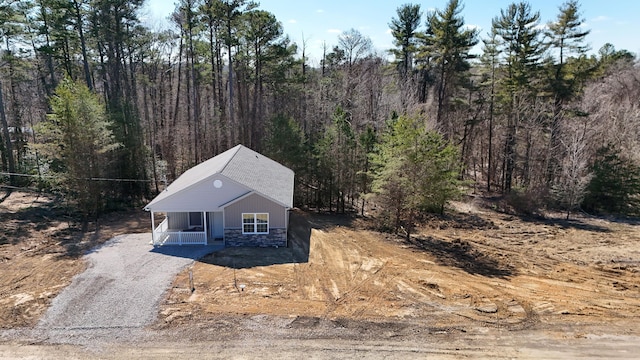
[150,211,224,246]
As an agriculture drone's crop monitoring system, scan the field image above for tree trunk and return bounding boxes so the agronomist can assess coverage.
[487,63,495,192]
[38,1,57,94]
[170,35,184,179]
[436,62,447,135]
[0,81,16,185]
[7,60,25,168]
[546,96,563,185]
[186,1,200,163]
[73,0,93,90]
[227,20,235,145]
[208,17,220,154]
[215,33,226,148]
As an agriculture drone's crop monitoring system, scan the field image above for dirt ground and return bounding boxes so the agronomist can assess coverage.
[0,191,151,329]
[159,201,640,335]
[2,190,640,358]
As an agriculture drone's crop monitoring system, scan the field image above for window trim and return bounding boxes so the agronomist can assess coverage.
[242,213,269,234]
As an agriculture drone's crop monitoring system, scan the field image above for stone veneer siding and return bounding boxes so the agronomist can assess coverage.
[224,228,287,247]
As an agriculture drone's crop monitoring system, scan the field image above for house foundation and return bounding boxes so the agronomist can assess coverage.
[224,228,287,247]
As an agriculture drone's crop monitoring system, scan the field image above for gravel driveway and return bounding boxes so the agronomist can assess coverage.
[35,233,220,344]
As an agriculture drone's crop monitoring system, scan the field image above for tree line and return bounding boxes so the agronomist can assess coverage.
[0,0,639,231]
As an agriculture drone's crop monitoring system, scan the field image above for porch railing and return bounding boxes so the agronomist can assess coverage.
[152,218,206,246]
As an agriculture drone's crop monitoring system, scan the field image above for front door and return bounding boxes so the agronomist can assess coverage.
[208,212,224,240]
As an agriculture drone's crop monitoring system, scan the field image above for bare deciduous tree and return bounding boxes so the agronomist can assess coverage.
[553,120,592,219]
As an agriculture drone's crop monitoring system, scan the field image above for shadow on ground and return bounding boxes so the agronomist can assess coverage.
[53,210,152,258]
[407,235,516,278]
[150,243,223,260]
[425,212,498,231]
[199,211,311,269]
[303,211,355,230]
[0,189,11,203]
[515,216,612,233]
[0,192,61,246]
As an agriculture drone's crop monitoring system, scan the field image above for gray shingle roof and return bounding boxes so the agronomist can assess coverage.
[145,145,294,210]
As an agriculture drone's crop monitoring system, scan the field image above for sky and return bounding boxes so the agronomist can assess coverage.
[141,0,640,65]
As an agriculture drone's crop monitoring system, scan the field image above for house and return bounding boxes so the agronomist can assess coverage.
[144,144,294,247]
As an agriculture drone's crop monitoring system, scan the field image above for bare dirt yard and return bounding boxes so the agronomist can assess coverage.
[0,191,151,329]
[160,204,640,329]
[1,190,640,358]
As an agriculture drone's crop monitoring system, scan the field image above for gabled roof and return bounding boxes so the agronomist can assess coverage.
[145,145,294,210]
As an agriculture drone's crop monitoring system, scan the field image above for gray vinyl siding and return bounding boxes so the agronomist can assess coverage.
[224,193,286,228]
[148,174,249,212]
[167,212,188,229]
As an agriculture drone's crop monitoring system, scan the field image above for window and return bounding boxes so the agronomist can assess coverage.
[242,213,269,234]
[189,212,203,228]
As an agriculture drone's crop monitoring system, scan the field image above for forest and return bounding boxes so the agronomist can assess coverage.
[0,0,639,231]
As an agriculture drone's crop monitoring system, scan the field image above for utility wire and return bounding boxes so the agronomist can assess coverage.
[0,171,158,183]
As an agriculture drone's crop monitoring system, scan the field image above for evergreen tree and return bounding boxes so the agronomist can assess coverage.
[546,0,590,184]
[34,78,119,227]
[371,114,462,239]
[90,0,149,201]
[479,29,500,192]
[597,43,635,71]
[314,107,357,213]
[583,145,640,215]
[419,0,478,137]
[389,4,422,80]
[237,8,291,148]
[218,0,258,143]
[492,1,545,192]
[0,80,15,185]
[0,0,32,183]
[263,114,308,205]
[263,114,307,175]
[357,125,377,215]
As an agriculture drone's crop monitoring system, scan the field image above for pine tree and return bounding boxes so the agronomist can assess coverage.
[218,0,258,144]
[419,0,478,138]
[264,114,307,175]
[546,0,590,184]
[263,114,308,205]
[0,0,32,183]
[479,29,500,192]
[34,78,119,227]
[90,0,149,201]
[583,145,640,215]
[371,115,461,238]
[389,4,422,80]
[314,107,357,213]
[492,1,545,192]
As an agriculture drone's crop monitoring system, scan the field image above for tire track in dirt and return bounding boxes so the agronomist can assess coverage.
[161,210,640,333]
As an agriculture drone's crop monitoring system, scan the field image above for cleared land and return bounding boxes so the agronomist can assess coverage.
[0,191,153,329]
[1,191,640,358]
[159,206,640,335]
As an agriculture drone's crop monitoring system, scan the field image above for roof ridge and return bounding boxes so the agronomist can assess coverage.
[219,144,243,174]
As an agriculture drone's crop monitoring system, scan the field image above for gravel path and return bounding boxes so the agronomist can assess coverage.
[34,233,221,344]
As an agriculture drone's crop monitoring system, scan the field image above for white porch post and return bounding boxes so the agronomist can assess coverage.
[284,208,289,247]
[150,211,155,244]
[203,211,208,245]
